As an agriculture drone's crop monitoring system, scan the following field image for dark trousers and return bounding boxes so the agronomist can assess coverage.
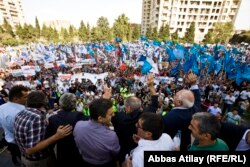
[7,143,21,164]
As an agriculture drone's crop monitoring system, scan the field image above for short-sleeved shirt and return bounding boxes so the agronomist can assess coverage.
[73,120,120,165]
[225,112,241,125]
[14,108,50,160]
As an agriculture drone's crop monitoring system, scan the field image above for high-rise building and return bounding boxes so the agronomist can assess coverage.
[0,0,25,27]
[141,0,242,42]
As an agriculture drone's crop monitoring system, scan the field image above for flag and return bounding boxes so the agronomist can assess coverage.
[115,37,122,43]
[140,36,148,41]
[141,60,152,75]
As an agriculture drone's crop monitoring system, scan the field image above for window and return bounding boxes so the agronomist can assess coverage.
[200,29,204,33]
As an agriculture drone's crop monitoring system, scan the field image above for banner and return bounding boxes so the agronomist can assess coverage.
[58,74,72,81]
[11,69,23,77]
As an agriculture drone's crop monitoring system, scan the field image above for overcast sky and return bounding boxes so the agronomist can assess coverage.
[22,0,249,30]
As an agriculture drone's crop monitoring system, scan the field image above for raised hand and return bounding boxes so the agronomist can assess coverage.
[185,71,197,85]
[102,84,112,99]
[147,73,154,87]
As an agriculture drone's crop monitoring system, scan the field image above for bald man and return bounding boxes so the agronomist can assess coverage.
[162,73,201,151]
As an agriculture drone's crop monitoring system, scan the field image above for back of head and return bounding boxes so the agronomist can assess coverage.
[59,93,77,111]
[89,98,113,121]
[124,96,141,112]
[192,112,220,140]
[175,89,194,108]
[140,112,164,140]
[9,85,29,102]
[27,91,46,109]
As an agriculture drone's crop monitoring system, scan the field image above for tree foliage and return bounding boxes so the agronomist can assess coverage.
[78,21,87,42]
[3,18,15,37]
[158,24,170,41]
[184,22,195,43]
[203,28,213,44]
[212,22,234,43]
[171,30,179,43]
[146,25,153,40]
[96,17,111,42]
[35,16,40,38]
[113,14,130,41]
[229,30,250,44]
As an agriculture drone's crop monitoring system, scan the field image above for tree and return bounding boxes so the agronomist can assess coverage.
[41,24,49,39]
[229,30,250,44]
[86,23,91,42]
[0,26,4,33]
[3,18,15,37]
[158,24,170,41]
[184,21,195,43]
[131,24,140,41]
[146,25,153,40]
[62,28,69,42]
[51,28,59,42]
[96,16,111,42]
[35,16,40,38]
[152,27,158,40]
[90,27,98,42]
[113,14,130,41]
[203,29,213,43]
[78,20,87,42]
[212,22,234,43]
[69,25,75,41]
[171,30,179,42]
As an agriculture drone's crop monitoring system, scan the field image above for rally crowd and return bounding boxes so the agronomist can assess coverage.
[0,41,250,167]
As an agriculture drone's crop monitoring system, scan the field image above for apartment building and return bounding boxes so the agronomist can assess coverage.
[0,0,25,27]
[141,0,242,42]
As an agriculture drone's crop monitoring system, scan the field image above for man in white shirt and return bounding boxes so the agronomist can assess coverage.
[207,103,222,119]
[124,112,175,167]
[0,85,29,165]
[223,92,236,114]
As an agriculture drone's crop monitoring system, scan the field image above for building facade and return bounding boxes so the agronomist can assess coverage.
[0,0,25,27]
[141,0,242,42]
[43,20,71,31]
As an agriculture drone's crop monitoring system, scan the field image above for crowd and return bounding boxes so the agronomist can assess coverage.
[0,40,250,167]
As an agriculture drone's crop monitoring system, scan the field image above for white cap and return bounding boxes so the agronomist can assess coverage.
[178,78,183,82]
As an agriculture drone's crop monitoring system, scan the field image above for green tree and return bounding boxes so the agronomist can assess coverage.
[69,25,75,41]
[3,18,15,37]
[0,26,4,33]
[35,16,40,38]
[184,22,195,43]
[203,28,213,43]
[90,27,98,42]
[113,14,130,41]
[131,24,140,41]
[158,24,170,41]
[152,27,158,40]
[78,20,87,42]
[51,28,59,42]
[146,25,153,40]
[62,28,69,42]
[41,24,49,39]
[171,30,179,42]
[86,23,91,42]
[229,30,250,44]
[96,16,110,42]
[212,22,234,43]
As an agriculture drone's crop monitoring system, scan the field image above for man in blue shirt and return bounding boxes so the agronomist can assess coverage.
[0,85,29,165]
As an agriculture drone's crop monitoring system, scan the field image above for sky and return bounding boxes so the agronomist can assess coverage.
[22,0,143,28]
[22,0,249,30]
